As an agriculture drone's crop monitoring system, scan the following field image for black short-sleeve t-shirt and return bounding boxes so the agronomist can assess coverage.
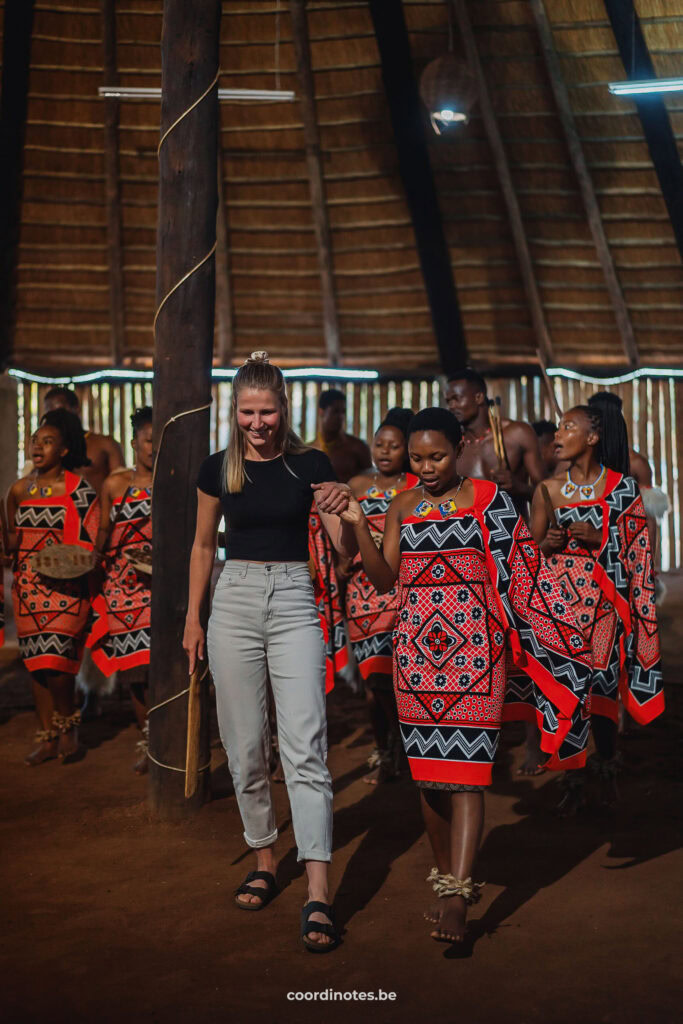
[196,448,336,562]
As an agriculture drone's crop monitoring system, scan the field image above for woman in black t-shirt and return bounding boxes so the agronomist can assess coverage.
[184,352,355,953]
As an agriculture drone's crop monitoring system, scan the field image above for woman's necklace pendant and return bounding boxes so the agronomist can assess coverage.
[561,465,605,501]
[415,477,465,518]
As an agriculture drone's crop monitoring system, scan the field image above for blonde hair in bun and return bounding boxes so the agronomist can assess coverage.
[223,352,308,492]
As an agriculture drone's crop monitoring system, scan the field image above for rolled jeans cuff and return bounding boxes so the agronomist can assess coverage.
[244,828,278,849]
[297,848,332,864]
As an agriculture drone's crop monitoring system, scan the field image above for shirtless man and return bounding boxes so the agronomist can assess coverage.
[311,388,372,483]
[43,386,124,494]
[445,369,546,516]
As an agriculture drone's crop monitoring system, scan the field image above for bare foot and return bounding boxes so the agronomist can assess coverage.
[431,894,467,944]
[58,728,79,762]
[424,899,442,926]
[25,738,59,766]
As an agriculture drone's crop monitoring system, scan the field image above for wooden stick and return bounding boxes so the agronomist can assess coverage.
[540,483,558,527]
[536,348,563,420]
[184,664,202,799]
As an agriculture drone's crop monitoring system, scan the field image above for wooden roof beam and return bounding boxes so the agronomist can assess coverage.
[0,0,36,371]
[452,0,554,366]
[290,0,341,367]
[530,0,638,368]
[604,0,683,263]
[100,0,125,366]
[369,0,467,375]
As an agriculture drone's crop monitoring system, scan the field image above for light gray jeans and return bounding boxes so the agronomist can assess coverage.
[207,560,332,862]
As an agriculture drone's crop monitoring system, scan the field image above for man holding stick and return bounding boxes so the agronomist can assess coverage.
[445,369,546,518]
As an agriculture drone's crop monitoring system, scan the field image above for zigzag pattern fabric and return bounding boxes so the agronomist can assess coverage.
[395,480,592,786]
[547,470,664,727]
[308,509,347,693]
[345,475,419,681]
[12,472,99,673]
[91,490,151,676]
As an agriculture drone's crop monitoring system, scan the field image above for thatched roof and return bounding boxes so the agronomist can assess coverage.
[5,0,683,373]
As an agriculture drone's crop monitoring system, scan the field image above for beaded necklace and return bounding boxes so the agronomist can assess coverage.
[559,464,606,501]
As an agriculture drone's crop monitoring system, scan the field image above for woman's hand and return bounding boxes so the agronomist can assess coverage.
[183,617,205,675]
[312,480,350,516]
[543,525,568,553]
[568,521,602,548]
[339,494,364,528]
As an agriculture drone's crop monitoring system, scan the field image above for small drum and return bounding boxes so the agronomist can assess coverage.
[30,543,93,579]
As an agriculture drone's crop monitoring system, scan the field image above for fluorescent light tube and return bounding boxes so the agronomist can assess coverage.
[98,86,295,102]
[608,77,683,96]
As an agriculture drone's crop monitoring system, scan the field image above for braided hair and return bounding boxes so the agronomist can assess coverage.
[40,408,91,470]
[573,401,630,476]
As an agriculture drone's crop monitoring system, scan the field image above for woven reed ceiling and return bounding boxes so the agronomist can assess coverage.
[6,0,683,373]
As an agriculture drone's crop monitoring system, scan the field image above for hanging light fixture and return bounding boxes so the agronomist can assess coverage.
[419,0,477,136]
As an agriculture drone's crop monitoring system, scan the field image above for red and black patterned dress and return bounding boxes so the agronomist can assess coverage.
[395,480,593,786]
[546,471,663,725]
[345,473,419,681]
[91,487,151,676]
[12,472,99,674]
[309,510,347,693]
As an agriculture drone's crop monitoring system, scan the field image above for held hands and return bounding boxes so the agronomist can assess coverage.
[568,521,602,548]
[311,480,351,516]
[183,618,205,676]
[339,494,364,527]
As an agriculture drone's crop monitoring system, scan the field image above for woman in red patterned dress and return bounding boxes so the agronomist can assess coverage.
[341,408,593,948]
[92,406,153,773]
[7,409,98,765]
[344,408,418,783]
[531,404,663,810]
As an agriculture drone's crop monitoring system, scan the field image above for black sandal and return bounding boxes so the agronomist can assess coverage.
[234,870,279,912]
[300,901,340,953]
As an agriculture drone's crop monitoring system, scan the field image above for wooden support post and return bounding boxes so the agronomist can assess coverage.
[452,0,554,365]
[604,0,683,262]
[100,0,126,366]
[215,144,234,366]
[290,0,341,366]
[150,0,220,820]
[529,0,638,368]
[0,0,35,371]
[369,0,467,376]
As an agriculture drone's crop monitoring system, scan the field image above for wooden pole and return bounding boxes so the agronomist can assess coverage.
[150,0,220,820]
[529,0,638,369]
[100,0,126,366]
[451,0,554,366]
[215,143,234,366]
[290,0,341,366]
[0,0,35,371]
[369,0,467,376]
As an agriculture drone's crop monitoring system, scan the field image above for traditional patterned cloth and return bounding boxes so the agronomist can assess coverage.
[308,509,346,692]
[90,487,151,676]
[12,472,99,673]
[395,480,593,786]
[546,470,663,725]
[345,474,419,680]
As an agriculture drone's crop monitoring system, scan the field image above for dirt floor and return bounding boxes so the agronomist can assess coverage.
[1,575,682,1024]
